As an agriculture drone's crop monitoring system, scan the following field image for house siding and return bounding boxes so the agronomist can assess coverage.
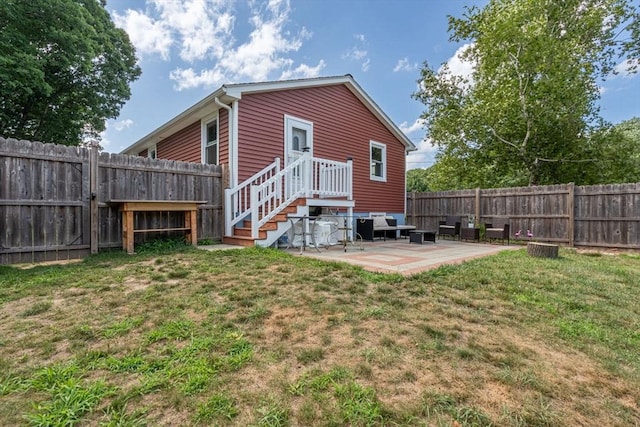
[218,107,229,166]
[157,120,201,163]
[149,108,229,167]
[237,85,406,214]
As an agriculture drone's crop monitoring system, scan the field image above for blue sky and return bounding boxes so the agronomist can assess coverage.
[102,0,640,169]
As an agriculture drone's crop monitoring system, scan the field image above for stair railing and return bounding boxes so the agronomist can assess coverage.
[225,158,280,236]
[227,153,354,241]
[250,154,309,238]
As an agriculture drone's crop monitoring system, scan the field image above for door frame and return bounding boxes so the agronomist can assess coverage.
[284,114,313,166]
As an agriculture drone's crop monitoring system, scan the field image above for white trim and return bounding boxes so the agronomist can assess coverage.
[201,112,219,165]
[370,140,387,182]
[284,115,314,166]
[148,145,157,159]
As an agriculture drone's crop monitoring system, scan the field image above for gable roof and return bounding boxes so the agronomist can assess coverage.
[122,74,416,154]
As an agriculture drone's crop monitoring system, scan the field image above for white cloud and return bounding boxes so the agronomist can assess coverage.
[342,34,370,73]
[149,0,235,62]
[113,119,134,131]
[280,60,326,80]
[399,118,425,135]
[400,118,434,170]
[169,67,227,90]
[361,58,370,72]
[343,48,367,61]
[113,0,321,90]
[393,57,418,73]
[441,43,475,81]
[613,58,639,78]
[406,137,437,170]
[113,9,173,60]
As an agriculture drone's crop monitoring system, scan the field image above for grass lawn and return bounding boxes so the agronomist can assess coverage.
[0,244,639,426]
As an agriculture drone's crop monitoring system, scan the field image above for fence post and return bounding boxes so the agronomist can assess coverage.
[568,182,575,247]
[475,187,481,224]
[89,144,99,254]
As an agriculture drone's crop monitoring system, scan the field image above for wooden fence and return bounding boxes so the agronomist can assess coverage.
[407,183,640,249]
[1,138,223,264]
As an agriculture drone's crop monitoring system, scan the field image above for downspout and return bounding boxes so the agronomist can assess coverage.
[215,97,234,237]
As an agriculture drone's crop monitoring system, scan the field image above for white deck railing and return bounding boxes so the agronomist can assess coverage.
[226,153,353,239]
[225,158,280,236]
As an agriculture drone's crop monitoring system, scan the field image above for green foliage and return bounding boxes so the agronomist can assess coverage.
[21,301,53,317]
[0,0,141,145]
[134,237,191,254]
[26,364,114,427]
[414,0,640,187]
[196,393,238,423]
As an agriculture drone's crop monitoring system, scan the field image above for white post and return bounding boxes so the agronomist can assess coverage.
[250,185,259,239]
[347,206,354,241]
[225,188,233,236]
[274,157,281,200]
[303,148,312,198]
[346,157,353,200]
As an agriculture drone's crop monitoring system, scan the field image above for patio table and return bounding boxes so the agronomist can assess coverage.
[409,230,437,244]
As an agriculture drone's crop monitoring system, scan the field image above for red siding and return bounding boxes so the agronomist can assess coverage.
[138,149,148,158]
[147,106,229,167]
[237,85,407,214]
[218,108,229,166]
[157,120,201,163]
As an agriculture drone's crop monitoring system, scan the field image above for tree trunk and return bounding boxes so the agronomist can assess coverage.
[527,242,559,258]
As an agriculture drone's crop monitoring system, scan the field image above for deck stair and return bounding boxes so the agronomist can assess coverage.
[223,153,352,247]
[222,200,308,247]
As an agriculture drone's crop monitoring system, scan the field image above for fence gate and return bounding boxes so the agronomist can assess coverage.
[0,140,91,264]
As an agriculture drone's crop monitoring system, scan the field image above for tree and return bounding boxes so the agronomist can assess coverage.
[597,117,640,183]
[414,0,640,187]
[0,0,141,145]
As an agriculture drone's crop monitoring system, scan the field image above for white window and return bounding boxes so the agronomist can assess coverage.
[203,118,218,165]
[370,141,386,182]
[148,145,157,159]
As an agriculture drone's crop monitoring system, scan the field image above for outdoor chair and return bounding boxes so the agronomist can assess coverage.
[438,216,461,240]
[484,217,510,244]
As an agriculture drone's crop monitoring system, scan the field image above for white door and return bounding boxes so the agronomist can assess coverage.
[285,115,313,166]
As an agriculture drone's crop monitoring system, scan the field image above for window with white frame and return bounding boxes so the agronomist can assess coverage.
[148,146,157,159]
[370,141,386,181]
[204,119,218,165]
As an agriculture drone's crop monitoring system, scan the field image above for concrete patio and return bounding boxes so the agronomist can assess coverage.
[282,238,521,275]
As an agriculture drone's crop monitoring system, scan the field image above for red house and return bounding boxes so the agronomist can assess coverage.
[122,75,415,246]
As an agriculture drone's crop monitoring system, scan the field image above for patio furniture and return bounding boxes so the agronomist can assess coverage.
[409,230,437,244]
[460,226,480,242]
[357,214,396,241]
[438,216,461,240]
[484,217,510,244]
[397,224,417,237]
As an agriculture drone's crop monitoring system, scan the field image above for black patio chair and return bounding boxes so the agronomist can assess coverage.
[484,217,510,244]
[438,216,461,240]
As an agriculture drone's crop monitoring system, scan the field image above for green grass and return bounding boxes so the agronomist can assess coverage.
[0,246,639,425]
